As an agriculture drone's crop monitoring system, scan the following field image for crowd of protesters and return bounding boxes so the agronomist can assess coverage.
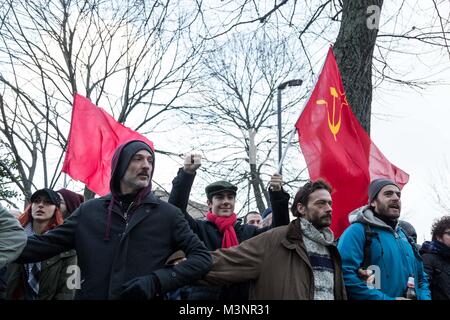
[0,142,449,300]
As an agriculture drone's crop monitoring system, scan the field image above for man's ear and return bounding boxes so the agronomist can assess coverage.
[297,203,306,216]
[207,199,212,208]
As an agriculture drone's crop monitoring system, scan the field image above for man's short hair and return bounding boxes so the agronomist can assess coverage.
[291,180,332,217]
[431,215,450,241]
[244,211,261,223]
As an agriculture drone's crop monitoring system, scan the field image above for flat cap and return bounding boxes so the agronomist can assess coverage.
[205,181,237,200]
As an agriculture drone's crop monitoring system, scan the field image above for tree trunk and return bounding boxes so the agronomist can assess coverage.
[333,0,383,134]
[84,186,96,201]
[249,163,267,214]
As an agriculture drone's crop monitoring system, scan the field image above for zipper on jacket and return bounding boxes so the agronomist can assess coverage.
[122,201,134,228]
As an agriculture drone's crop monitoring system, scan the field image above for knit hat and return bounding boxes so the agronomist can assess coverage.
[261,207,272,219]
[114,141,154,181]
[398,220,417,242]
[110,140,154,194]
[30,188,61,207]
[368,178,399,204]
[57,188,85,219]
[205,181,237,200]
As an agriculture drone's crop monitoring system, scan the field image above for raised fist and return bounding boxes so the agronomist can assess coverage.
[269,173,283,191]
[184,153,201,174]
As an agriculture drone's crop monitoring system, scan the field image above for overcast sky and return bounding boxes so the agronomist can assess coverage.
[370,68,450,242]
[2,1,448,242]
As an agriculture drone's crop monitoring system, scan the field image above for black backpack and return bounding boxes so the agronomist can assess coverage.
[359,223,422,269]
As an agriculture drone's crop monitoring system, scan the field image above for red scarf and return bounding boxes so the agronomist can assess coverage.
[206,211,239,248]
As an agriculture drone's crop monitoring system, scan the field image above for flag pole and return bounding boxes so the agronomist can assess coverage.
[276,127,296,174]
[276,44,333,175]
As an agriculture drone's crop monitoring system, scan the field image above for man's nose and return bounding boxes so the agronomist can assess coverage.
[142,161,150,170]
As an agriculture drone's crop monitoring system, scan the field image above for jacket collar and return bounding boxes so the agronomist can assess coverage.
[102,191,159,205]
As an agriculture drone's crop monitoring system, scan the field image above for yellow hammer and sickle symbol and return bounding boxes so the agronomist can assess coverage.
[316,87,346,141]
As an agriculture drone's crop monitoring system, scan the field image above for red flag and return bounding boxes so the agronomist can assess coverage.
[295,47,409,238]
[62,94,154,196]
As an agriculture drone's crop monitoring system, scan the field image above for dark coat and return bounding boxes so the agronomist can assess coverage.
[421,241,450,300]
[169,168,290,250]
[168,168,290,299]
[203,218,347,300]
[5,250,77,300]
[17,193,212,300]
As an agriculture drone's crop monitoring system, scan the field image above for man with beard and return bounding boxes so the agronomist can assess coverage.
[199,180,347,300]
[14,140,211,299]
[338,178,430,300]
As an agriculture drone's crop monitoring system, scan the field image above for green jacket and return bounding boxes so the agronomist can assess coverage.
[5,250,77,300]
[0,203,26,268]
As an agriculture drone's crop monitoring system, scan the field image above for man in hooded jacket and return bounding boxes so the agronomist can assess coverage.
[15,140,212,300]
[337,178,430,300]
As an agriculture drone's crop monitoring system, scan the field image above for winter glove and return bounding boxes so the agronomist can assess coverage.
[120,274,160,300]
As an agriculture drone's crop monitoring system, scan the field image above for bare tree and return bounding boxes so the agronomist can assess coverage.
[196,0,450,134]
[0,0,204,202]
[177,30,307,214]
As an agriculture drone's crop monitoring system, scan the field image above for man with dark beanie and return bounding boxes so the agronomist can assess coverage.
[337,178,430,300]
[15,140,212,299]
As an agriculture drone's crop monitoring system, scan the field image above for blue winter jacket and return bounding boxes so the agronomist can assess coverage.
[337,206,431,300]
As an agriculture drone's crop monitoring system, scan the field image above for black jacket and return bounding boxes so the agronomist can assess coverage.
[169,169,290,250]
[17,193,212,300]
[421,241,450,300]
[168,168,290,299]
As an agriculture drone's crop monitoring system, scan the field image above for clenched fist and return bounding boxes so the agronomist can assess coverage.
[269,173,283,191]
[184,153,201,174]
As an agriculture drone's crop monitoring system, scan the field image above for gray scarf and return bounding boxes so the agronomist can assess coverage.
[300,218,335,300]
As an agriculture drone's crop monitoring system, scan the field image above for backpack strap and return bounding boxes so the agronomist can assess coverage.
[361,223,378,269]
[398,228,422,261]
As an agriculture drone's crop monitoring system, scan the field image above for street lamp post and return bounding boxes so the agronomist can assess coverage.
[277,79,303,175]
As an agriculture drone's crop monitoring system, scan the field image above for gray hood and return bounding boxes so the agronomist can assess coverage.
[348,205,396,231]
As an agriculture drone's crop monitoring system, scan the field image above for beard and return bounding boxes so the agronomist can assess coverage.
[310,213,332,229]
[376,203,401,219]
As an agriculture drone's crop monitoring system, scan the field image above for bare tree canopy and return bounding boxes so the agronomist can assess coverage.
[0,0,204,203]
[0,0,448,214]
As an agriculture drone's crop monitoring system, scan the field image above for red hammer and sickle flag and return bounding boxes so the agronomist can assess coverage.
[62,94,154,196]
[295,47,409,238]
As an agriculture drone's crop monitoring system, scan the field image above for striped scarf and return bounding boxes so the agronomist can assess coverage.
[300,218,335,300]
[24,223,41,298]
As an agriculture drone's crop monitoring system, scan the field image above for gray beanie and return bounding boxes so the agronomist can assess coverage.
[368,178,399,204]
